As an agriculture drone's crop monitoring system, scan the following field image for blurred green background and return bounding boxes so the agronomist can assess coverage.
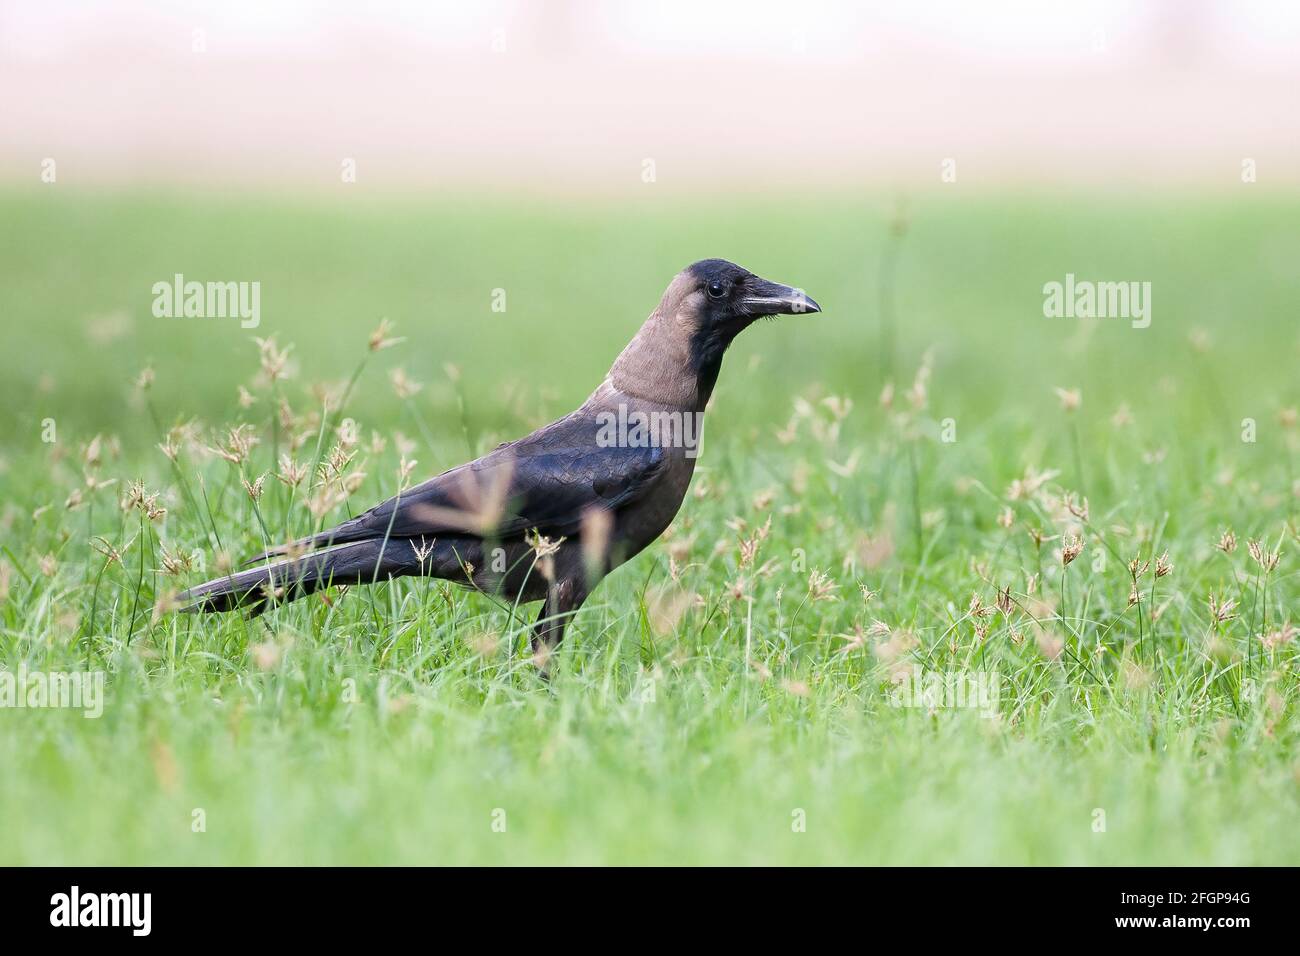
[5,189,1296,449]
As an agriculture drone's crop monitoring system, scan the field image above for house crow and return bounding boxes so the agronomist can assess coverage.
[178,259,821,651]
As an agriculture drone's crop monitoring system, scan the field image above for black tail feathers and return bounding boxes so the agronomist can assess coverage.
[177,539,405,614]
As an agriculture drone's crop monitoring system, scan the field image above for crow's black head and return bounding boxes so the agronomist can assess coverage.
[677,259,821,376]
[608,259,823,409]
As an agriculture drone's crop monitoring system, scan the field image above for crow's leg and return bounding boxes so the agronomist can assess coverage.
[532,577,588,656]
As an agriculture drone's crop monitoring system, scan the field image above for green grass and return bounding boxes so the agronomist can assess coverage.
[1,189,1298,864]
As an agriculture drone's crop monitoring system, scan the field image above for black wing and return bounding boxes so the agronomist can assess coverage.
[271,414,666,555]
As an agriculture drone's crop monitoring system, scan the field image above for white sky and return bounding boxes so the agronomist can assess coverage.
[2,1,1297,189]
[2,1,1299,65]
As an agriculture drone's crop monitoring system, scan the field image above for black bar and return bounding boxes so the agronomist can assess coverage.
[0,867,1279,941]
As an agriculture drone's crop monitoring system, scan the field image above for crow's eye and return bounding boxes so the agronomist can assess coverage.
[706,281,726,299]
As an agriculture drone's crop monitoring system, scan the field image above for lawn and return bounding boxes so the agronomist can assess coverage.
[1,189,1297,864]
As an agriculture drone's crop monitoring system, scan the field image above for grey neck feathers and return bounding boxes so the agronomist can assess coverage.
[605,309,706,410]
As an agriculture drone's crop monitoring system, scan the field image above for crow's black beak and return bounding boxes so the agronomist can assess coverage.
[741,277,821,316]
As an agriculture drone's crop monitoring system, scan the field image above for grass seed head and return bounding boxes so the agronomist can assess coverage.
[646,583,693,636]
[211,424,259,465]
[1036,630,1064,660]
[159,544,194,576]
[1207,593,1237,624]
[807,569,838,602]
[526,529,562,559]
[781,679,811,698]
[1247,539,1280,572]
[368,318,402,352]
[1262,622,1297,651]
[837,624,867,654]
[254,336,292,382]
[242,473,266,502]
[90,537,124,567]
[410,538,435,566]
[276,454,307,488]
[251,641,281,670]
[1054,387,1081,412]
[158,435,181,462]
[389,367,422,399]
[467,630,501,657]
